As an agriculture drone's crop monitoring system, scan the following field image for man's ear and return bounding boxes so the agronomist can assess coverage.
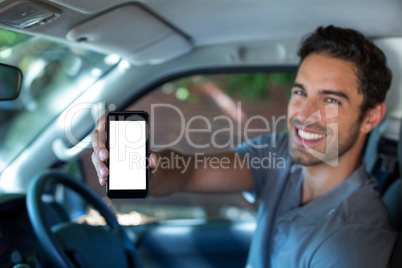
[360,102,386,134]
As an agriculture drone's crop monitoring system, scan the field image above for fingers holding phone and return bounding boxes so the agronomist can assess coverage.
[149,151,160,169]
[91,112,109,185]
[91,151,108,186]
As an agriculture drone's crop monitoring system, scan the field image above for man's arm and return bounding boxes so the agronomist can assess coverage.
[91,113,254,196]
[148,150,254,196]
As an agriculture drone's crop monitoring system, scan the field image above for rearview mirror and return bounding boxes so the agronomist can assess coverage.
[0,63,22,100]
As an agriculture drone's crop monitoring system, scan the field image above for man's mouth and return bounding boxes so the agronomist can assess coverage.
[294,127,326,145]
[297,129,326,140]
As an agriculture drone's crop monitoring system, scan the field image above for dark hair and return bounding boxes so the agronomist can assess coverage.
[298,25,392,120]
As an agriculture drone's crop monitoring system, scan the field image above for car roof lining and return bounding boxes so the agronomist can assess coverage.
[1,0,402,62]
[49,0,402,42]
[65,4,192,64]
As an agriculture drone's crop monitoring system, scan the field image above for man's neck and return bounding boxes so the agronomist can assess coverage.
[301,148,363,205]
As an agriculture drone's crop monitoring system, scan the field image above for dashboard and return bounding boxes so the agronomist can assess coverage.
[0,194,46,268]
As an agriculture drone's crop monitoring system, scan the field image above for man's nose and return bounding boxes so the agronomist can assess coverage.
[297,98,322,124]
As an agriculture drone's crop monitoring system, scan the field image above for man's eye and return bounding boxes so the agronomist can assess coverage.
[326,98,341,105]
[293,90,306,96]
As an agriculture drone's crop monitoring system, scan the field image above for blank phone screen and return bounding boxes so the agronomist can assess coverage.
[109,120,147,190]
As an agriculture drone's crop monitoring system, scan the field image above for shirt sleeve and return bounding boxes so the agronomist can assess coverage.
[309,223,397,268]
[232,132,289,199]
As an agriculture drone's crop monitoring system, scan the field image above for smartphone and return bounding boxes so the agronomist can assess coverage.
[106,111,149,198]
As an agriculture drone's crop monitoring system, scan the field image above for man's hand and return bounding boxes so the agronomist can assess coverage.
[90,112,108,186]
[90,112,160,186]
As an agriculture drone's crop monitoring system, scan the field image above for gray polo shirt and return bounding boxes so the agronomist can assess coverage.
[233,132,397,268]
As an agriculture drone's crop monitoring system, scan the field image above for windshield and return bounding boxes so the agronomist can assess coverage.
[0,28,118,173]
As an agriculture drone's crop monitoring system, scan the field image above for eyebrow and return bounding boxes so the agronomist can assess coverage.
[292,83,305,90]
[292,83,350,102]
[319,90,350,102]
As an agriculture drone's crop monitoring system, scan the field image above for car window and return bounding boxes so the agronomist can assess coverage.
[80,72,295,225]
[0,28,118,173]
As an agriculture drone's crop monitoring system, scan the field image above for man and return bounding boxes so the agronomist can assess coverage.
[91,26,397,267]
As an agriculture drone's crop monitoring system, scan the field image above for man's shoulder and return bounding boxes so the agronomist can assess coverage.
[233,132,294,201]
[310,186,397,266]
[310,219,397,267]
[342,183,396,230]
[310,184,398,266]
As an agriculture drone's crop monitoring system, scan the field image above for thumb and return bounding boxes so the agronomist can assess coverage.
[149,152,161,169]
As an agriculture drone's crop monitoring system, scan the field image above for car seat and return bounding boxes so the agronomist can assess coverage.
[364,117,400,194]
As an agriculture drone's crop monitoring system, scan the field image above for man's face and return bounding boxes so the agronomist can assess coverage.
[287,53,365,166]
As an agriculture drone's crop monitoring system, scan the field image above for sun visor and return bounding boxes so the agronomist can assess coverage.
[66,4,192,65]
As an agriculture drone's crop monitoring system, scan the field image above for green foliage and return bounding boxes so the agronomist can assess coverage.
[171,72,296,103]
[0,28,31,50]
[217,72,295,101]
[225,73,268,99]
[175,76,192,89]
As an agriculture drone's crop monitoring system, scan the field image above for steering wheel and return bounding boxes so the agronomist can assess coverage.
[26,170,142,268]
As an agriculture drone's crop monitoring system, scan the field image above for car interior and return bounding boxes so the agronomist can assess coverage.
[0,0,401,267]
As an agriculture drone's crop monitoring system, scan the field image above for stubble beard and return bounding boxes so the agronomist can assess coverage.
[288,120,362,166]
